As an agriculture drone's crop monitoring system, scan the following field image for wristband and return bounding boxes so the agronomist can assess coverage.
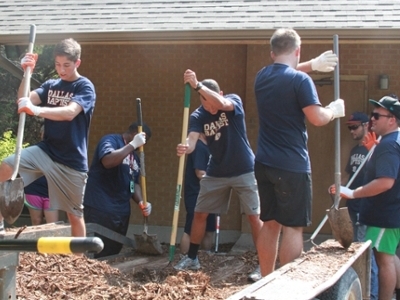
[194,82,203,92]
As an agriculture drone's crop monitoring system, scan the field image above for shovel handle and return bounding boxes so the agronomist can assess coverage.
[136,98,147,205]
[215,214,220,253]
[11,24,36,181]
[333,34,341,210]
[169,83,191,262]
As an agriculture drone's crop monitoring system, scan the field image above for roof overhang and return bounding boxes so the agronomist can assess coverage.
[1,28,399,45]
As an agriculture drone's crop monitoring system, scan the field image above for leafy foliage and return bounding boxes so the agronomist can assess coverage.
[0,131,29,161]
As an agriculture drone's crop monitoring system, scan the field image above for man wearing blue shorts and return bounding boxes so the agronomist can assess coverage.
[337,96,400,300]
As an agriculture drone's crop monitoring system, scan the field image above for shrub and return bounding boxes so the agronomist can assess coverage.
[0,131,29,161]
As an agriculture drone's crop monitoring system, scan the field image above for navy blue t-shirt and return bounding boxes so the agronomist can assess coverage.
[254,63,320,173]
[188,94,255,177]
[359,131,400,228]
[24,176,48,198]
[84,134,140,216]
[345,144,368,214]
[35,77,96,172]
[184,140,210,202]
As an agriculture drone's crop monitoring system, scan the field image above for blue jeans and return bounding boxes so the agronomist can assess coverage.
[370,250,379,300]
[348,209,366,242]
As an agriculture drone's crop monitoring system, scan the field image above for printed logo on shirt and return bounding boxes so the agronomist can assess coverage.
[203,113,229,137]
[47,89,73,106]
[350,153,366,173]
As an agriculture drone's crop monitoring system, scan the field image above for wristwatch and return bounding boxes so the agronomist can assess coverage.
[194,82,204,92]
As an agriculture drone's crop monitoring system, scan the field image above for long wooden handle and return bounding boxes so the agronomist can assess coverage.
[169,83,191,262]
[136,98,147,205]
[12,24,36,180]
[333,34,341,210]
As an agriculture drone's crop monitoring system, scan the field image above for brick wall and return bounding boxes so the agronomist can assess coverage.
[78,41,400,234]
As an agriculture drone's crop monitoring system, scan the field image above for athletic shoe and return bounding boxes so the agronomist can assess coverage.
[248,265,261,282]
[174,255,201,270]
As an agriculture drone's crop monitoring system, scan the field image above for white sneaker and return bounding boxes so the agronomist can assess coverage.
[174,255,201,270]
[248,265,261,282]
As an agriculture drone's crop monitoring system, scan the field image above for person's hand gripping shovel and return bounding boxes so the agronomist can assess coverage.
[0,25,36,225]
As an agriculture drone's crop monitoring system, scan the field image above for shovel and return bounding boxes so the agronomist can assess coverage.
[308,138,380,246]
[168,84,191,262]
[133,98,163,255]
[0,24,36,224]
[326,34,353,249]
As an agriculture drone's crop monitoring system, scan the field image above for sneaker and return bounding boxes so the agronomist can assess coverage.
[248,265,261,282]
[174,255,201,270]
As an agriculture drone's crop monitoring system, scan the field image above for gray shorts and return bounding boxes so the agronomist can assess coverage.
[3,146,87,217]
[195,172,260,215]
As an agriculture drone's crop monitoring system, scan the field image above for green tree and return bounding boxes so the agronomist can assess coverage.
[0,44,57,146]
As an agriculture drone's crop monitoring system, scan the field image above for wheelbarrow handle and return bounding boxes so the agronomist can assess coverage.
[0,237,104,254]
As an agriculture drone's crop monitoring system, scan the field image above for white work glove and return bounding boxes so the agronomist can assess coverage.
[129,132,146,149]
[339,186,355,199]
[17,97,41,116]
[311,50,338,72]
[138,201,152,216]
[326,99,345,119]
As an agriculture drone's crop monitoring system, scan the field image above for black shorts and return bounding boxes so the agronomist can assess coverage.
[255,161,312,227]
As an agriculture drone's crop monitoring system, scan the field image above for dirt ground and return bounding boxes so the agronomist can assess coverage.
[16,242,258,299]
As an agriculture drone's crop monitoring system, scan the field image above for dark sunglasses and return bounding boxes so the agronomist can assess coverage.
[371,112,393,120]
[347,124,361,131]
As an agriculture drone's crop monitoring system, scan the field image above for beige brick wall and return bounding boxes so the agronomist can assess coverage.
[78,42,400,234]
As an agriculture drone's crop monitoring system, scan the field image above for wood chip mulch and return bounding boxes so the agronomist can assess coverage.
[16,249,257,300]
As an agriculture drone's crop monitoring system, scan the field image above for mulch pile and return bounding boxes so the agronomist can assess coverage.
[15,240,363,299]
[16,249,257,300]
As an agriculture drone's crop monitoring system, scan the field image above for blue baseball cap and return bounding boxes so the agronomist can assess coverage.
[346,112,369,124]
[369,96,400,120]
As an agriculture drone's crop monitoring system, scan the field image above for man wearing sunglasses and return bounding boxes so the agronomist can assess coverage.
[344,112,379,300]
[334,96,400,300]
[345,112,370,241]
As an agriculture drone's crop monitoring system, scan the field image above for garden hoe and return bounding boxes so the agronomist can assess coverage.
[133,98,163,255]
[0,24,36,224]
[326,35,353,249]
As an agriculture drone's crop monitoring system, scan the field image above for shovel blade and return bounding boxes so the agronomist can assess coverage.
[0,179,25,224]
[327,207,353,249]
[134,232,164,255]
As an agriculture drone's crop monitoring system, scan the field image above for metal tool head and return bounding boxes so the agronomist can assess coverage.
[0,178,25,224]
[327,207,353,249]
